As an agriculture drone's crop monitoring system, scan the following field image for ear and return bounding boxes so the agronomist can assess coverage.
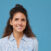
[10,19,13,26]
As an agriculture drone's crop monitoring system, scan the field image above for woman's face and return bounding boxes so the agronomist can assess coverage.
[10,12,26,33]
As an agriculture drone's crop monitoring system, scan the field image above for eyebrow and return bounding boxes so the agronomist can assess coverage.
[15,17,26,19]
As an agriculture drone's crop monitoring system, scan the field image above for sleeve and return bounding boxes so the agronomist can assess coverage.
[0,46,2,51]
[32,38,38,51]
[0,39,2,51]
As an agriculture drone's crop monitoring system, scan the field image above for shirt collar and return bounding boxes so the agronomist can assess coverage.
[9,32,28,41]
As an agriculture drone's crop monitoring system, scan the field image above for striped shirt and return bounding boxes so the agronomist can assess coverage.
[0,33,38,51]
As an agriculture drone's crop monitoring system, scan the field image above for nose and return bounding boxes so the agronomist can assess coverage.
[18,20,22,25]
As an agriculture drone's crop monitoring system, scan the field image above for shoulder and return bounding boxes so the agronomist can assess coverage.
[32,37,38,44]
[26,37,38,47]
[32,37,38,51]
[26,36,38,43]
[25,36,38,46]
[0,36,8,44]
[0,36,9,50]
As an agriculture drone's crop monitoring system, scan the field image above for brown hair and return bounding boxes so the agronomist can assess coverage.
[2,4,36,38]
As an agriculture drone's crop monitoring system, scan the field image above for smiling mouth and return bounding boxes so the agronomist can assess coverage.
[18,27,22,29]
[17,26,23,29]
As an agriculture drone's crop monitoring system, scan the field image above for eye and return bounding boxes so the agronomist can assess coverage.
[21,19,26,21]
[15,18,19,21]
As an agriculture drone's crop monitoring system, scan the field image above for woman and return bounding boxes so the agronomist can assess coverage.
[0,4,38,51]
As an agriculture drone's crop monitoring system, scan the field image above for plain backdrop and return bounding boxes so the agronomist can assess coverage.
[0,0,51,51]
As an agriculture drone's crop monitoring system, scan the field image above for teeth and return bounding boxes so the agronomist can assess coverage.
[16,26,21,27]
[17,26,22,28]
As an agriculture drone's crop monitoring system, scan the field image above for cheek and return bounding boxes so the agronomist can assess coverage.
[14,23,17,27]
[23,22,26,27]
[12,22,17,27]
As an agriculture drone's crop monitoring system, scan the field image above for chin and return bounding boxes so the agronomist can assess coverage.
[16,30,23,33]
[15,28,24,32]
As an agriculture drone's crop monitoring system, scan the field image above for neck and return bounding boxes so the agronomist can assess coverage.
[13,30,24,41]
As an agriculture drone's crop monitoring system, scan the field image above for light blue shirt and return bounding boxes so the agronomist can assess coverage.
[0,33,38,51]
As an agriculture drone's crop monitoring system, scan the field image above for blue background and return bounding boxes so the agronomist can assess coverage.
[0,0,51,51]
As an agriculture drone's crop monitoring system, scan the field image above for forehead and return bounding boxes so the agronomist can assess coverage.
[13,12,26,19]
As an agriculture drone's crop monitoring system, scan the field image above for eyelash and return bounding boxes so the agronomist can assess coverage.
[15,19,18,21]
[22,19,25,21]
